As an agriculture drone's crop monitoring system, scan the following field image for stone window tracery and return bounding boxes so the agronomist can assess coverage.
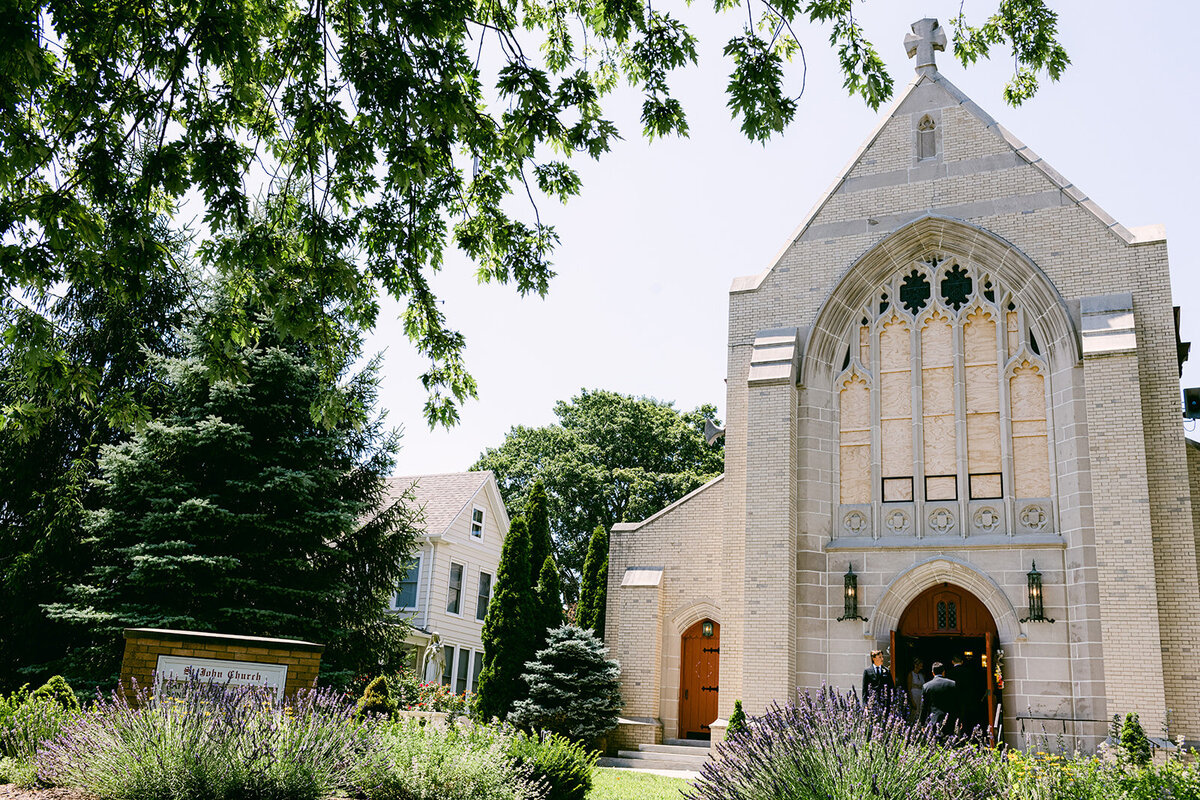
[836,254,1054,537]
[918,115,937,159]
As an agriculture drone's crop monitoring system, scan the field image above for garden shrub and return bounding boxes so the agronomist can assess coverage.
[357,676,398,720]
[37,677,367,800]
[0,754,39,788]
[1000,749,1120,800]
[30,676,80,713]
[1119,713,1152,767]
[691,685,999,800]
[508,625,621,743]
[725,700,747,737]
[508,730,596,800]
[354,720,538,800]
[0,678,80,761]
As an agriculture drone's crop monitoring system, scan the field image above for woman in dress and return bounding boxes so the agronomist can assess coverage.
[907,658,926,721]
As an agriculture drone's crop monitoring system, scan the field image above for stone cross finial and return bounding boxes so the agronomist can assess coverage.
[904,18,947,73]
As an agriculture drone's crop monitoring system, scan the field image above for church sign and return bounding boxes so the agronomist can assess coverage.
[155,655,289,701]
[120,628,324,703]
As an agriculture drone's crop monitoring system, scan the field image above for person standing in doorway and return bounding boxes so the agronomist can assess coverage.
[921,661,959,738]
[907,658,926,722]
[862,649,894,708]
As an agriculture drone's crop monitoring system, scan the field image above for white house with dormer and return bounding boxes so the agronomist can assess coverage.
[383,471,510,694]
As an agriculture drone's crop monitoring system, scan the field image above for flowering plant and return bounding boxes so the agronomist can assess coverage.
[994,649,1005,690]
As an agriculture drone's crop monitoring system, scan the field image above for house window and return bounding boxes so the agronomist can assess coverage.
[393,555,421,610]
[447,562,464,614]
[456,648,471,694]
[476,572,492,621]
[471,507,485,538]
[442,645,454,686]
[471,651,484,692]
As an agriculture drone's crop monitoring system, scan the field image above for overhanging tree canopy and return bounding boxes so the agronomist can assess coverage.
[1,1,1068,431]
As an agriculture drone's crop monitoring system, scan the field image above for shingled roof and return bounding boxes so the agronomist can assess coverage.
[385,471,492,537]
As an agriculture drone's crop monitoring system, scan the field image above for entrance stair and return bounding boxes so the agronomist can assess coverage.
[597,738,712,776]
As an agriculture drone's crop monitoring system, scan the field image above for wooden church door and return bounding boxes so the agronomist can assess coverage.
[680,619,720,739]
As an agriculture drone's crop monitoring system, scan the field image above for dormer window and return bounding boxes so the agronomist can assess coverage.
[918,115,936,160]
[470,507,485,538]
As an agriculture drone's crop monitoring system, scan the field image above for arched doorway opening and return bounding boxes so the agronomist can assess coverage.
[894,584,999,739]
[679,619,720,739]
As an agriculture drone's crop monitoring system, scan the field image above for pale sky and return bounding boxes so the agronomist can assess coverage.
[368,1,1200,476]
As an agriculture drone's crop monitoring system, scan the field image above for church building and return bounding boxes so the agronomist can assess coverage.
[605,19,1200,752]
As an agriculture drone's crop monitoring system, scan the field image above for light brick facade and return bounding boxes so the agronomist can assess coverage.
[605,23,1200,752]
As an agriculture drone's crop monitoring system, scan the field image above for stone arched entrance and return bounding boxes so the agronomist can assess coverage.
[679,619,720,739]
[894,584,999,739]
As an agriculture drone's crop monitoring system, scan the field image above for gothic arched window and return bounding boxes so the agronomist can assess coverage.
[918,115,937,160]
[836,255,1054,538]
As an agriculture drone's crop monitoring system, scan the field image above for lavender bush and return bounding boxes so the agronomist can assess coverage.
[37,677,369,800]
[691,686,1001,800]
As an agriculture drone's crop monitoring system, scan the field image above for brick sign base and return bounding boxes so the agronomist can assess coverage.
[121,628,324,701]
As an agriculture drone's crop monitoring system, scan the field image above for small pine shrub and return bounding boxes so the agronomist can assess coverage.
[1120,712,1153,767]
[508,731,596,800]
[726,700,747,737]
[509,625,621,743]
[29,676,80,713]
[357,676,398,720]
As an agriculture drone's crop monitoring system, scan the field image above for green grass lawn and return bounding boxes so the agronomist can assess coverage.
[590,767,694,800]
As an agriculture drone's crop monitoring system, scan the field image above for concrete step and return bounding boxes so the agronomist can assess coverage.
[636,743,714,756]
[597,755,704,772]
[617,749,709,765]
[662,738,713,748]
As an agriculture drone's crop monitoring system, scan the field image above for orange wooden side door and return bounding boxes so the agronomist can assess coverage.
[679,620,720,738]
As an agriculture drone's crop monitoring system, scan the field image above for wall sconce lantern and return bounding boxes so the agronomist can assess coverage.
[701,621,715,638]
[837,564,868,622]
[1019,561,1054,623]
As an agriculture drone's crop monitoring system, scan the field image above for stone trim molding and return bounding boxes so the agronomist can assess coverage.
[868,556,1022,642]
[802,214,1081,389]
[670,599,721,635]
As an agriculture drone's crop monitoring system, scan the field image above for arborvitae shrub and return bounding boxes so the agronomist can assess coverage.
[1120,712,1152,767]
[726,699,748,736]
[30,676,79,713]
[577,526,608,639]
[509,625,621,742]
[508,731,596,800]
[476,516,534,721]
[357,676,397,719]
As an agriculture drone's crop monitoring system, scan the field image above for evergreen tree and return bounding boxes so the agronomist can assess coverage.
[0,221,191,692]
[527,481,552,591]
[476,516,534,721]
[1119,712,1153,767]
[509,625,622,743]
[534,555,564,652]
[577,526,609,639]
[44,329,419,690]
[727,700,748,736]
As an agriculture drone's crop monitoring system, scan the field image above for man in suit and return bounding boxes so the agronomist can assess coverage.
[921,661,959,738]
[861,649,894,708]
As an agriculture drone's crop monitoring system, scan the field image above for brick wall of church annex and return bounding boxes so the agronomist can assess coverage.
[724,74,1200,738]
[604,477,727,742]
